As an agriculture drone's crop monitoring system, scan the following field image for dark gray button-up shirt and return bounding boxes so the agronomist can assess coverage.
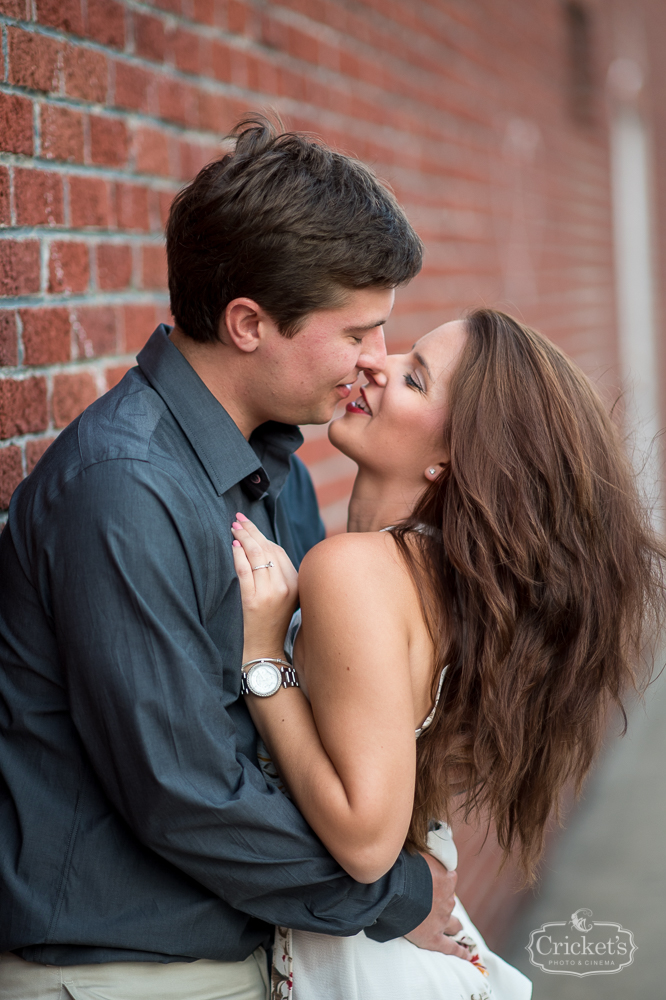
[0,326,431,965]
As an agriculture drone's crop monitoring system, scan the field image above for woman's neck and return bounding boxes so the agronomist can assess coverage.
[346,469,424,533]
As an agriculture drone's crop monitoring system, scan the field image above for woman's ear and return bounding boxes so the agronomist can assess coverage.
[424,464,445,482]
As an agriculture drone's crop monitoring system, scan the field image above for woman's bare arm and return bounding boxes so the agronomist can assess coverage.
[233,521,417,884]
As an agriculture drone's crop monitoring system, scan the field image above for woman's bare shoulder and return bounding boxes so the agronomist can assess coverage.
[298,531,414,609]
[300,530,406,571]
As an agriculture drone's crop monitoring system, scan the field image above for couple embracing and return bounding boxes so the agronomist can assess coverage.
[0,118,662,1000]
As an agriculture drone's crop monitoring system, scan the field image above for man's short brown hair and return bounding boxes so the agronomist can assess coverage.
[166,115,423,342]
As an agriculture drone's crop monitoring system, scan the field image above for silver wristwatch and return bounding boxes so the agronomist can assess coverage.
[240,658,299,697]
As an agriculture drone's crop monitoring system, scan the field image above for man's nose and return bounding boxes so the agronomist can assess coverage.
[357,327,388,383]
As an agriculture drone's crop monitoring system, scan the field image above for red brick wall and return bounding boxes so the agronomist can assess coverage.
[0,0,663,949]
[0,0,629,525]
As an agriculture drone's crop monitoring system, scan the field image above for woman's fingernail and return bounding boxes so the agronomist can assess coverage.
[232,539,241,548]
[236,512,248,521]
[232,522,242,530]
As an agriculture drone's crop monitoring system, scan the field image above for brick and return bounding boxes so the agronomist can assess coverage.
[0,0,29,16]
[0,312,18,366]
[192,0,215,24]
[8,28,61,94]
[48,241,90,294]
[209,39,232,82]
[134,12,167,62]
[0,377,48,439]
[114,183,150,232]
[0,446,23,510]
[171,27,202,76]
[63,44,108,104]
[0,241,41,297]
[14,169,64,228]
[20,307,71,365]
[0,169,10,227]
[157,190,174,228]
[178,141,218,181]
[74,306,117,356]
[197,90,231,132]
[89,115,130,168]
[35,0,84,36]
[105,363,131,390]
[154,302,173,327]
[87,0,125,49]
[141,244,167,290]
[228,0,250,35]
[133,126,171,177]
[69,176,112,229]
[96,244,132,290]
[122,303,156,352]
[52,372,97,428]
[113,61,155,114]
[0,94,33,156]
[41,105,85,164]
[158,78,198,128]
[26,436,56,474]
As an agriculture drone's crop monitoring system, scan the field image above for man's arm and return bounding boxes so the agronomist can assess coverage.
[29,458,431,940]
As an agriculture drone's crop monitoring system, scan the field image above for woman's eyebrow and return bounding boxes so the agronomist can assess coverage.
[413,350,432,381]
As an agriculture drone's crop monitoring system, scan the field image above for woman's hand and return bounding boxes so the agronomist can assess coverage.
[231,513,298,662]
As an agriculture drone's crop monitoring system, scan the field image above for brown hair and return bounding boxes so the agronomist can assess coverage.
[166,115,423,342]
[394,308,665,879]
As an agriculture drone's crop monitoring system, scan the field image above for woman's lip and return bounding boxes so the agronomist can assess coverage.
[359,387,373,414]
[346,401,370,414]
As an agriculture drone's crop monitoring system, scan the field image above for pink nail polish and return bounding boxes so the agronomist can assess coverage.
[236,512,248,521]
[232,522,242,530]
[232,539,241,548]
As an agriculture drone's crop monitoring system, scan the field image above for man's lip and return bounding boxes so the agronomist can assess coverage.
[336,383,353,399]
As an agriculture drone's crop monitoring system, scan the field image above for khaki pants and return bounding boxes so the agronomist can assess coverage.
[0,949,269,1000]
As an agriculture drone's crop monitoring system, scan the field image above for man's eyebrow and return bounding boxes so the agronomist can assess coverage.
[413,350,432,380]
[344,318,389,333]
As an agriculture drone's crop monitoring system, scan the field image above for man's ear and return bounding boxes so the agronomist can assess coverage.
[222,298,276,352]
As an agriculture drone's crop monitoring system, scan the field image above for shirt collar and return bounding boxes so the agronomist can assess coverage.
[137,326,303,498]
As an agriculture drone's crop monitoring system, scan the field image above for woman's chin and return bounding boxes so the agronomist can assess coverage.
[328,413,355,455]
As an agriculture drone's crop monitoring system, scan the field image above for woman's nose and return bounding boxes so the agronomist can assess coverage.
[362,369,387,387]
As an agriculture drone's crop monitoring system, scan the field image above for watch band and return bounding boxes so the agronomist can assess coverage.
[240,659,300,696]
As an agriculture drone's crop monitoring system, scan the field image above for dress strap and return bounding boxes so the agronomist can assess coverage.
[415,665,447,738]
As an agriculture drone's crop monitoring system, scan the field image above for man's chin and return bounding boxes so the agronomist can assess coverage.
[291,401,342,427]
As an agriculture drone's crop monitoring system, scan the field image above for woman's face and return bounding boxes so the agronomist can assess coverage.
[329,320,467,481]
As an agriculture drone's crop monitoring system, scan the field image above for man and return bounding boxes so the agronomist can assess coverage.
[0,118,462,999]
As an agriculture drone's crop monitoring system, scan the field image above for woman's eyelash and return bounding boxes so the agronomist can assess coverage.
[404,372,424,392]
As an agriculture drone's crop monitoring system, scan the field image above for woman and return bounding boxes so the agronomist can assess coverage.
[231,309,664,999]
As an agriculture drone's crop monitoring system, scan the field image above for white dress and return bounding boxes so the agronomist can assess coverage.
[260,611,532,1000]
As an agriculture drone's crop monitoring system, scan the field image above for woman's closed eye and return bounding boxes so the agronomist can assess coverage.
[403,371,425,393]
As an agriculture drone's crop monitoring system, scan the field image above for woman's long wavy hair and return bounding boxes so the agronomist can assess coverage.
[394,309,665,880]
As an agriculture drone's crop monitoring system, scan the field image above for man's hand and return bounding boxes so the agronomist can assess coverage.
[405,853,472,960]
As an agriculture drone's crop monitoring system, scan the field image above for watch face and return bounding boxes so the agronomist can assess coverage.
[247,662,281,697]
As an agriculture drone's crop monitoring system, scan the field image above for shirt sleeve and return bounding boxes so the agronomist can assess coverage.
[36,458,432,941]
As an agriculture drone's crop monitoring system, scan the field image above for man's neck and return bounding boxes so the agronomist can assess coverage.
[168,326,260,439]
[346,469,424,533]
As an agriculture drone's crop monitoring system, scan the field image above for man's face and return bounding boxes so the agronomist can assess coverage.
[251,287,394,426]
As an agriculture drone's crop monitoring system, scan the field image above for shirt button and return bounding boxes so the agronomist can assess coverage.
[250,473,261,484]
